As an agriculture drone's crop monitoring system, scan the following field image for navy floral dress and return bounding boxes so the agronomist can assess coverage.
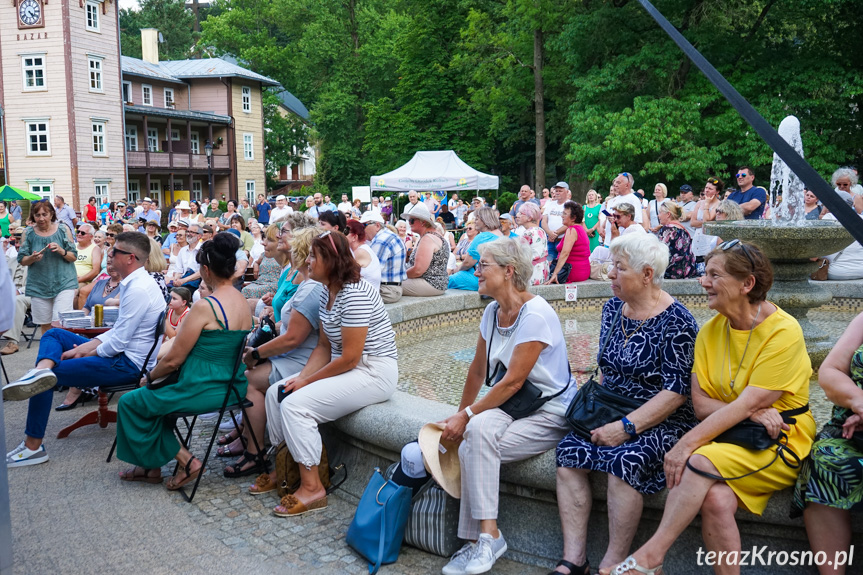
[655,225,697,279]
[556,297,699,494]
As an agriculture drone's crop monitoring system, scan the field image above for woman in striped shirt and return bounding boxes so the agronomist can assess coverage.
[264,230,398,517]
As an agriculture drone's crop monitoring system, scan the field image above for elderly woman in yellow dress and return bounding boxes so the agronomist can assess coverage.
[611,240,815,575]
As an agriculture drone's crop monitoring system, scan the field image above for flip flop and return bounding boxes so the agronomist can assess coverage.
[119,466,163,484]
[273,494,327,517]
[166,457,204,491]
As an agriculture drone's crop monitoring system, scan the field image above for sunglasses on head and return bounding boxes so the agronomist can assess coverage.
[719,239,755,269]
[619,172,630,178]
[319,229,338,252]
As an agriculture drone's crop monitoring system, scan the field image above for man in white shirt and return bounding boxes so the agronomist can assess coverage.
[601,173,644,247]
[53,196,78,231]
[367,196,383,215]
[541,182,569,260]
[337,194,353,214]
[677,184,697,234]
[402,190,422,216]
[3,231,165,467]
[269,195,293,223]
[171,223,203,289]
[609,203,646,241]
[448,193,459,210]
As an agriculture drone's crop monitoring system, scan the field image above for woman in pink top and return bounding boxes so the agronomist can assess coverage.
[547,201,590,283]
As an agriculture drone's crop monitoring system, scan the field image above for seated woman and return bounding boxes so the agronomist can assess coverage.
[157,287,192,361]
[552,233,698,575]
[439,238,574,575]
[395,220,415,254]
[260,230,398,515]
[219,228,322,474]
[653,201,697,279]
[344,220,381,290]
[448,207,503,291]
[115,234,254,488]
[792,311,863,575]
[610,240,815,575]
[145,238,170,302]
[514,201,548,285]
[230,215,255,254]
[242,224,285,315]
[248,221,265,261]
[547,201,590,284]
[402,204,448,297]
[453,221,477,267]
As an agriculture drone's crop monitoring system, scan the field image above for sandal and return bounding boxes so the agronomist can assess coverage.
[166,457,204,491]
[249,473,277,495]
[273,493,327,517]
[119,466,163,484]
[216,440,246,458]
[549,559,589,575]
[216,427,243,446]
[612,556,663,575]
[223,450,262,478]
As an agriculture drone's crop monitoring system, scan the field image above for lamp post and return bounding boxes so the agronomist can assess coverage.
[204,139,213,201]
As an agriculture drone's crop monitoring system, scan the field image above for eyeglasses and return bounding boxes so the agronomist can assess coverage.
[735,173,749,178]
[476,261,503,273]
[110,247,139,260]
[105,233,115,237]
[719,239,755,269]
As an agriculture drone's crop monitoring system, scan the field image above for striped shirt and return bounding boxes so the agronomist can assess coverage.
[319,279,397,360]
[368,228,407,283]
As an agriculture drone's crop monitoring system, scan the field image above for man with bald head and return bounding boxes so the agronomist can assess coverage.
[510,184,540,217]
[600,172,644,248]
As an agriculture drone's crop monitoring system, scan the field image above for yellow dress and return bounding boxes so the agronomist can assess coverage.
[693,304,815,515]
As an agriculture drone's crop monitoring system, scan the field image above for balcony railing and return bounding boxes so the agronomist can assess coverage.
[127,150,230,170]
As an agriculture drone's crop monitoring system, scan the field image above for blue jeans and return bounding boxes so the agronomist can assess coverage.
[25,328,141,439]
[547,240,558,262]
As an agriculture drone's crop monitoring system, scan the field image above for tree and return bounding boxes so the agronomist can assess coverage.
[119,0,197,60]
[263,92,310,190]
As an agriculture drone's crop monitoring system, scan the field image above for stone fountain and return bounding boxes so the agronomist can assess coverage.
[705,116,855,367]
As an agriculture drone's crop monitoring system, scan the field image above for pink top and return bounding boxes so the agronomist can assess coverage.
[556,225,590,282]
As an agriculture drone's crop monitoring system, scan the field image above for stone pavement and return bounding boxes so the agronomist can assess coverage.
[1,343,548,575]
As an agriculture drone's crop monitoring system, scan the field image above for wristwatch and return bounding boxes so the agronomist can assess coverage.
[465,406,475,419]
[251,348,261,361]
[621,417,637,438]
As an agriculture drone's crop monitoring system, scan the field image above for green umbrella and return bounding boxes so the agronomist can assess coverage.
[0,185,41,201]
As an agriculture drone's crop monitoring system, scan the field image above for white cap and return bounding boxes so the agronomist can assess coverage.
[360,210,385,224]
[399,442,427,479]
[143,197,153,202]
[276,194,286,201]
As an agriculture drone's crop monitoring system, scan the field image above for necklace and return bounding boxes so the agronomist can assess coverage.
[720,302,763,398]
[103,281,119,296]
[620,290,663,345]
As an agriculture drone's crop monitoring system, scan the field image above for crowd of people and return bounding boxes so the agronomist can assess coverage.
[1,167,862,575]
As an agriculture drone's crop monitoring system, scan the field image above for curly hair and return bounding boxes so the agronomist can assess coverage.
[283,211,317,231]
[312,231,360,293]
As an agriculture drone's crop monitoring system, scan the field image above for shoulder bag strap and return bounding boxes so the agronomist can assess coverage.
[594,304,623,378]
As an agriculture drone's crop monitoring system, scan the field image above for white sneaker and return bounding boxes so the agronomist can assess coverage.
[6,444,49,467]
[464,531,507,574]
[442,542,477,575]
[219,414,242,431]
[198,412,220,423]
[2,368,57,401]
[6,441,26,459]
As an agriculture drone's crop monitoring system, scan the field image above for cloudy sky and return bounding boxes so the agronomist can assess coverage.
[118,0,140,10]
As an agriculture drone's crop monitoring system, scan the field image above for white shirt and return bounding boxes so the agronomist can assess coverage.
[603,193,644,246]
[337,201,353,214]
[0,254,14,332]
[356,243,381,290]
[680,200,697,234]
[621,223,646,236]
[96,266,166,371]
[367,204,382,215]
[543,200,566,232]
[402,201,422,216]
[270,206,293,222]
[176,244,200,274]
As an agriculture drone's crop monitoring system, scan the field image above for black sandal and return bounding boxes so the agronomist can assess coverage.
[549,559,589,575]
[223,450,262,478]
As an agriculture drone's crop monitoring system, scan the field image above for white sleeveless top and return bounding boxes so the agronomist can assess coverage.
[356,243,381,290]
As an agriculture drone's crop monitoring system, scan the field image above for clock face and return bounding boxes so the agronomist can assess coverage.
[19,0,42,26]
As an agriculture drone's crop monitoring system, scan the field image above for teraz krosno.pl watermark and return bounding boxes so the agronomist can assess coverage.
[696,546,854,568]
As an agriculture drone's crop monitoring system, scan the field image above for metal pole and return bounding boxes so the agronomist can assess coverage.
[206,140,214,201]
[0,107,7,186]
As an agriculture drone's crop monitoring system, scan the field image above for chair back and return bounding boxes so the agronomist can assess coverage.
[140,308,167,376]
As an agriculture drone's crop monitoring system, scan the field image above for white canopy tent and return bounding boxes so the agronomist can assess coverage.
[370,150,499,192]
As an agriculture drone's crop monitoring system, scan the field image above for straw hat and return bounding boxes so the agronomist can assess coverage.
[401,202,435,226]
[176,200,191,210]
[418,422,462,499]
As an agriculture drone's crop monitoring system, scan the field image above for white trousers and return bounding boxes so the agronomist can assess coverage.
[265,355,398,468]
[457,408,568,540]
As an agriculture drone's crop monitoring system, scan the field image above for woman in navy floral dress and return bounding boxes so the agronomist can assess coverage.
[653,201,697,279]
[550,233,698,575]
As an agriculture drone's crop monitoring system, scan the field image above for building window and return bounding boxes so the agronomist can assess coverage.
[122,81,132,103]
[142,84,152,106]
[170,129,180,141]
[245,180,256,204]
[85,1,100,32]
[125,125,137,152]
[164,88,174,108]
[94,183,109,204]
[29,183,53,200]
[243,133,253,160]
[147,128,158,152]
[191,180,202,202]
[190,132,199,154]
[25,121,50,155]
[21,55,46,91]
[242,86,251,113]
[149,181,161,196]
[127,180,140,203]
[92,121,106,156]
[88,57,103,92]
[171,178,184,191]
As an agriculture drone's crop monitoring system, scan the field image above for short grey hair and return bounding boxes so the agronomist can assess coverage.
[473,206,500,231]
[832,167,859,187]
[479,238,532,291]
[188,223,202,235]
[717,199,744,221]
[284,211,316,231]
[78,223,94,234]
[609,232,669,287]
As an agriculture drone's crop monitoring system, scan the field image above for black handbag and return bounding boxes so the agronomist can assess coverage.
[565,306,645,440]
[686,404,809,481]
[549,259,572,284]
[247,315,276,365]
[485,303,569,420]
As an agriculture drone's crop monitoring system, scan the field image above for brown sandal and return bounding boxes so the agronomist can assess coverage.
[249,473,277,495]
[166,457,204,491]
[273,493,327,517]
[119,466,162,484]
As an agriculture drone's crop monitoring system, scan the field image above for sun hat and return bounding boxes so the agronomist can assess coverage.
[176,200,191,210]
[359,210,385,225]
[401,202,435,226]
[177,218,190,227]
[418,422,462,499]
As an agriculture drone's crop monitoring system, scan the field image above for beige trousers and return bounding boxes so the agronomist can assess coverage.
[401,278,445,297]
[379,284,403,303]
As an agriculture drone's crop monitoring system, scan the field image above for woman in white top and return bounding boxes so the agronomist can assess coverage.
[689,177,723,259]
[344,219,382,290]
[438,238,573,575]
[249,221,265,261]
[265,230,397,517]
[647,183,667,231]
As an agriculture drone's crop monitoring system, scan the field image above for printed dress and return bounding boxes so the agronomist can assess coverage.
[655,225,697,279]
[518,226,549,285]
[792,342,863,517]
[556,297,699,494]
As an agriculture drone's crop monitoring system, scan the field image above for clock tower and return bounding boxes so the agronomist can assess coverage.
[0,0,127,209]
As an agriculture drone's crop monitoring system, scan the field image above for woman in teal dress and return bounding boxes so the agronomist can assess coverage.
[447,207,503,291]
[792,311,863,574]
[116,233,253,489]
[583,190,602,253]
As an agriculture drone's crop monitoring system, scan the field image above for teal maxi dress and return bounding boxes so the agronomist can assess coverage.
[116,297,249,469]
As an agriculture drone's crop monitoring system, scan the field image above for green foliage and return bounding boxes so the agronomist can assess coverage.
[496,192,517,215]
[263,91,310,191]
[120,0,197,60]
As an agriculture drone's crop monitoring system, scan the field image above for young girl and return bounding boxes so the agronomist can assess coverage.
[157,287,192,360]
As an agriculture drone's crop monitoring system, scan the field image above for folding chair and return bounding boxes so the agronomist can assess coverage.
[22,324,39,349]
[57,310,167,443]
[157,333,266,503]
